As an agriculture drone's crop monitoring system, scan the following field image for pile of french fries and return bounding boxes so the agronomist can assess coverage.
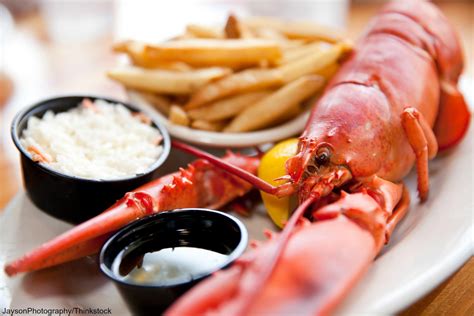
[108,14,352,133]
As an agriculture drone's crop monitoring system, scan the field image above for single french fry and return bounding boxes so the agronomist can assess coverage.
[282,42,323,64]
[137,92,172,116]
[170,94,190,105]
[113,41,193,70]
[187,91,271,121]
[224,75,325,132]
[278,42,351,83]
[253,28,307,48]
[271,103,302,126]
[186,24,224,39]
[278,39,308,49]
[316,62,340,80]
[144,39,281,68]
[191,120,227,132]
[245,16,346,43]
[113,41,152,67]
[171,32,197,40]
[153,62,193,72]
[169,105,190,126]
[253,27,287,41]
[185,69,284,109]
[225,14,254,39]
[107,66,231,94]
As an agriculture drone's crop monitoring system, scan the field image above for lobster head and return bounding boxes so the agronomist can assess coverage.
[285,137,352,204]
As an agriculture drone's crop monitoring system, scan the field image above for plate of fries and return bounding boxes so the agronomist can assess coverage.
[108,14,352,147]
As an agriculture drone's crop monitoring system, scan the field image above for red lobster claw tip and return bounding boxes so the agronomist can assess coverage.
[434,84,471,151]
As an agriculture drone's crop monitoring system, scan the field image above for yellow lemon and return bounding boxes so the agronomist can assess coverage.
[258,138,299,228]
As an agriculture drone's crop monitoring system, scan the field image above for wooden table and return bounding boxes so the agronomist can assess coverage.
[0,2,472,314]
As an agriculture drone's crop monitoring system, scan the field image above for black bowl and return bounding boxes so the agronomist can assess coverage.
[99,208,248,316]
[11,96,171,224]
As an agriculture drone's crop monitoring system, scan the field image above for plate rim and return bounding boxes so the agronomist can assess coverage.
[377,225,472,314]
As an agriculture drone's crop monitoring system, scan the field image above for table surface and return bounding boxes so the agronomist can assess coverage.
[0,2,472,315]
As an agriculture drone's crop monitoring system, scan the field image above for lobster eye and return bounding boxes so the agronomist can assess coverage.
[315,147,331,165]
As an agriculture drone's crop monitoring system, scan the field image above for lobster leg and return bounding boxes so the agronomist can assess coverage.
[401,107,438,201]
[386,186,410,241]
[5,153,259,276]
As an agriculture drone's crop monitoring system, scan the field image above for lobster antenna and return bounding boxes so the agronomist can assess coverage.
[235,195,316,316]
[172,140,278,194]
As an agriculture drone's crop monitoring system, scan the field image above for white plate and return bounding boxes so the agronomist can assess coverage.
[0,79,472,314]
[127,90,311,148]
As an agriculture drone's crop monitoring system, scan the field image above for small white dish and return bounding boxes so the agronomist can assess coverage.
[127,90,310,148]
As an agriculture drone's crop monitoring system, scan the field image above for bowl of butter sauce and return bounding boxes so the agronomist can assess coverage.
[99,208,248,315]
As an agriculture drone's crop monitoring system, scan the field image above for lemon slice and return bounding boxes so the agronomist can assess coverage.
[258,138,299,228]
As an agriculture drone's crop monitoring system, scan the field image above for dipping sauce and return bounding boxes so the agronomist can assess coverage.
[113,247,229,286]
[20,98,163,180]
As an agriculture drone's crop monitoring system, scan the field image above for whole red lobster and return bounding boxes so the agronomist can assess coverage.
[167,0,470,314]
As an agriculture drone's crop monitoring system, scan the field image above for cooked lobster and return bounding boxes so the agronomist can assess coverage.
[167,0,470,314]
[5,0,470,315]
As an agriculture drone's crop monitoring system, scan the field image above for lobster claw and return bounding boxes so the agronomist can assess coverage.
[434,82,471,151]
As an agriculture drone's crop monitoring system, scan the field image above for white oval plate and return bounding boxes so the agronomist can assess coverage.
[0,79,472,313]
[127,90,310,148]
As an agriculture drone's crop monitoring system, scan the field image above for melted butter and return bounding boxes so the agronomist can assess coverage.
[113,247,229,285]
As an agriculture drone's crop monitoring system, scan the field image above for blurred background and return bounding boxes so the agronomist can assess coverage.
[0,1,472,313]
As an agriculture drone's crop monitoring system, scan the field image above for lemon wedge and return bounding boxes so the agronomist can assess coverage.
[258,138,299,228]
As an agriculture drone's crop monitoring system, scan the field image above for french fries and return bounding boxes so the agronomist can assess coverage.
[137,92,172,116]
[109,13,351,134]
[169,105,190,126]
[144,39,281,68]
[279,41,351,82]
[107,66,231,94]
[186,24,224,39]
[187,91,271,121]
[185,68,284,109]
[225,14,254,39]
[225,75,325,132]
[282,42,323,64]
[244,16,346,43]
[191,120,227,131]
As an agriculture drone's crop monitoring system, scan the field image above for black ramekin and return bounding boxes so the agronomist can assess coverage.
[99,208,248,316]
[11,95,171,224]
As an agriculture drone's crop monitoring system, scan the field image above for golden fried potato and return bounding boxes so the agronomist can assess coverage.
[185,69,283,109]
[245,16,346,43]
[107,66,231,94]
[144,39,281,68]
[282,42,323,64]
[136,92,172,116]
[191,120,227,131]
[169,105,190,126]
[224,75,325,132]
[279,42,351,83]
[186,24,224,39]
[225,14,254,39]
[187,91,271,121]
